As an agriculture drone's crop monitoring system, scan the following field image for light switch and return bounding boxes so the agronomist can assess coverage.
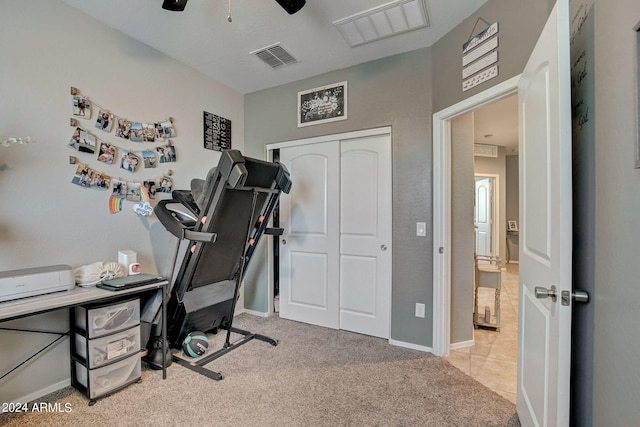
[416,222,426,237]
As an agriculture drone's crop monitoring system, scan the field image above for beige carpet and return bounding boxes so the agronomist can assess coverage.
[0,314,520,426]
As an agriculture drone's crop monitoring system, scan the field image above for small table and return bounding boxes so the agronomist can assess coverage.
[0,280,169,388]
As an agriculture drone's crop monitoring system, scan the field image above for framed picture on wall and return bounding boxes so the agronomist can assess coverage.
[297,81,347,127]
[507,220,519,231]
[203,111,231,151]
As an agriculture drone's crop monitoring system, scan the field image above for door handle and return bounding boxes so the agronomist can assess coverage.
[380,244,387,251]
[534,285,557,302]
[281,239,287,245]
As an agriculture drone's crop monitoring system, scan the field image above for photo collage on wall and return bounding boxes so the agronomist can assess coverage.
[69,89,176,214]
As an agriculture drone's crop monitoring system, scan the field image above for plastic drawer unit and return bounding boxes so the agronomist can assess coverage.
[74,297,140,338]
[71,297,141,404]
[73,354,141,400]
[74,326,141,368]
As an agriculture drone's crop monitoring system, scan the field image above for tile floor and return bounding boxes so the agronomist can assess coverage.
[446,263,519,403]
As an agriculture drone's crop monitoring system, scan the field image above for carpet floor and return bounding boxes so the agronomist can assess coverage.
[0,314,520,426]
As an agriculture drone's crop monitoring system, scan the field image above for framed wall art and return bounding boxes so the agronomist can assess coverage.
[203,111,231,151]
[297,81,347,127]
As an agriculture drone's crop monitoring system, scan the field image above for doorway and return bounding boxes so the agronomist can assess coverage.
[474,174,497,257]
[432,77,521,402]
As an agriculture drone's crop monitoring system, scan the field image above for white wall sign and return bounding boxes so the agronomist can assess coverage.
[462,22,500,92]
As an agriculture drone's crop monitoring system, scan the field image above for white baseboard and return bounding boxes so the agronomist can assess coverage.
[241,308,270,318]
[451,339,474,350]
[388,339,433,354]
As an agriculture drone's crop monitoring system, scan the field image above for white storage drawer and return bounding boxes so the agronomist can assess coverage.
[75,298,140,338]
[75,326,141,368]
[74,354,141,399]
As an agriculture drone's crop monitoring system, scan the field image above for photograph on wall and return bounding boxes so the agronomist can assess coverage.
[156,119,176,140]
[68,127,97,154]
[95,110,113,132]
[111,179,127,197]
[120,150,140,173]
[126,182,142,202]
[142,150,156,168]
[203,111,231,151]
[90,172,111,190]
[297,81,347,127]
[142,123,156,142]
[159,175,173,193]
[130,122,144,142]
[71,164,94,187]
[156,143,176,163]
[143,180,158,199]
[97,142,116,165]
[115,117,131,140]
[72,95,91,118]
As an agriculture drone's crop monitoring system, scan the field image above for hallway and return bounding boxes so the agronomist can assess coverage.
[446,263,519,403]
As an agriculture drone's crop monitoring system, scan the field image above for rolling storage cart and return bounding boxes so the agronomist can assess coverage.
[71,297,141,405]
[473,255,502,331]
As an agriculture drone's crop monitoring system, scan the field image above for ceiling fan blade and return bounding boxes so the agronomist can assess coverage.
[162,0,188,12]
[275,0,306,15]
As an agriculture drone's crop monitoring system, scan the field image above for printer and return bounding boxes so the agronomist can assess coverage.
[0,265,75,303]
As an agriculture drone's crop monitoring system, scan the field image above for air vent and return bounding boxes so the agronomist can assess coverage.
[333,0,429,48]
[251,43,300,70]
[474,144,498,158]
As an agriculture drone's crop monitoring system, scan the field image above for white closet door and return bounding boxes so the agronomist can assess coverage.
[339,135,392,338]
[279,141,340,329]
[277,129,392,339]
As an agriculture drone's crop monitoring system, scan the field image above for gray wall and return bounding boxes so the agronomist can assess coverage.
[0,0,244,402]
[432,0,555,112]
[451,114,475,344]
[505,155,519,263]
[570,0,595,424]
[245,49,434,347]
[244,0,552,349]
[592,0,640,424]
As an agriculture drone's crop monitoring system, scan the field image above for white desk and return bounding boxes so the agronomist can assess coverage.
[0,280,169,384]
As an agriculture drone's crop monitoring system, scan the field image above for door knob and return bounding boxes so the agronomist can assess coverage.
[281,239,287,245]
[380,244,387,251]
[534,285,557,302]
[561,289,589,306]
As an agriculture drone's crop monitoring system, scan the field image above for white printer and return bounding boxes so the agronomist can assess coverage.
[0,265,75,303]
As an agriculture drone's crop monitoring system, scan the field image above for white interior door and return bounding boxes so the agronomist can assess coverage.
[277,128,392,338]
[279,141,340,329]
[517,1,572,425]
[474,176,493,256]
[339,135,392,338]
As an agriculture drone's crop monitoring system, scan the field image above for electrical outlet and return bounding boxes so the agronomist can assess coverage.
[415,303,426,318]
[416,222,426,237]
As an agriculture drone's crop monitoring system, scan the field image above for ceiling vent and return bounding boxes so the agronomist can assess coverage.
[251,43,300,70]
[333,0,429,48]
[474,144,498,158]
